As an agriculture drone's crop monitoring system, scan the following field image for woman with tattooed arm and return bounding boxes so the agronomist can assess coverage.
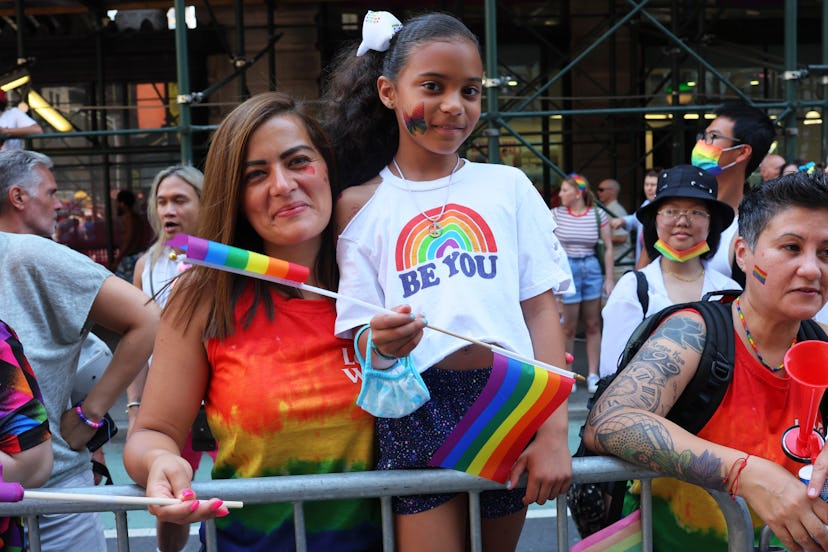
[583,170,828,552]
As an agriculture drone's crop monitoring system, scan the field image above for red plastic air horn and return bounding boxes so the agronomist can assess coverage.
[781,340,828,463]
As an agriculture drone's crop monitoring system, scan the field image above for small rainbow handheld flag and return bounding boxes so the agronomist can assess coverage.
[571,509,642,552]
[429,351,574,483]
[166,234,309,283]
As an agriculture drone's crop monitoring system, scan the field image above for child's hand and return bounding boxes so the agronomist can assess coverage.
[146,452,229,522]
[369,305,426,359]
[507,423,572,505]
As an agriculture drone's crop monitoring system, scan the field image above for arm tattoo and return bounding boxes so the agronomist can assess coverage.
[585,312,726,489]
[594,411,726,490]
[589,314,705,424]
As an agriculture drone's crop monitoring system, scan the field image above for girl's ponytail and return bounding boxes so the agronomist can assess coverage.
[320,47,398,189]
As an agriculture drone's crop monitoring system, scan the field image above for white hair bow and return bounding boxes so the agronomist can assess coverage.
[356,10,403,57]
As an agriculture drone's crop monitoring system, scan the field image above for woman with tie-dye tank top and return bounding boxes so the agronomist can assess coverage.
[123,92,381,552]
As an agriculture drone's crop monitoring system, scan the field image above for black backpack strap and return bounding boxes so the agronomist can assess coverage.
[665,301,735,434]
[798,319,828,341]
[634,271,649,318]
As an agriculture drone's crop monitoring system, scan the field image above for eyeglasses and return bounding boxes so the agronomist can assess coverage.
[697,131,743,145]
[657,208,710,224]
[597,188,608,192]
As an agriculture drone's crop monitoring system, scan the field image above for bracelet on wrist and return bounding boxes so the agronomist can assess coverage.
[370,339,397,361]
[75,402,105,429]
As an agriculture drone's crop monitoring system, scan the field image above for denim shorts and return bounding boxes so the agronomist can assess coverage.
[376,367,527,517]
[562,255,603,305]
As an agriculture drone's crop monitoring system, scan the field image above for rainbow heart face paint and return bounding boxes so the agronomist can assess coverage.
[403,103,427,135]
[691,140,743,175]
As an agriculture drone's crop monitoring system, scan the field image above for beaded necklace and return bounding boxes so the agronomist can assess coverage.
[734,296,794,372]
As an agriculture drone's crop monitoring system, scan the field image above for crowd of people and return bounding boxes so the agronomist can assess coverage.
[5,8,828,552]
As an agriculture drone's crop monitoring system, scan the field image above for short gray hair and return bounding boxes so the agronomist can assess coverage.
[0,150,54,211]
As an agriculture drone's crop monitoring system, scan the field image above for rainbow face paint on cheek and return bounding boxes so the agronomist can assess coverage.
[753,265,768,285]
[691,141,724,175]
[403,103,427,135]
[300,165,316,176]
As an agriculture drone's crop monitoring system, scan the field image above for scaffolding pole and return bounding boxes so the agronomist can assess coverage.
[784,0,799,160]
[175,0,194,165]
[484,0,500,163]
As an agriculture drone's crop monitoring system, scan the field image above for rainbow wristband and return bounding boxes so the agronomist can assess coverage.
[75,403,105,429]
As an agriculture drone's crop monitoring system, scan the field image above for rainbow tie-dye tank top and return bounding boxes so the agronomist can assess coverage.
[205,287,380,551]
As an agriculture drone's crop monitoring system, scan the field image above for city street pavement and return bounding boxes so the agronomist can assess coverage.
[98,340,592,551]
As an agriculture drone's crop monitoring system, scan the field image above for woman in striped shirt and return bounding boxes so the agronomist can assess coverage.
[552,173,614,392]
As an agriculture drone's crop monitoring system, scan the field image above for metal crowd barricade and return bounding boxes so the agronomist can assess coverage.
[3,456,755,552]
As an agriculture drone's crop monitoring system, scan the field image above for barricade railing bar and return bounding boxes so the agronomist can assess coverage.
[8,456,755,552]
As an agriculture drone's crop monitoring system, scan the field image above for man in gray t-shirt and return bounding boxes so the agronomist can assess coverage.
[0,150,159,552]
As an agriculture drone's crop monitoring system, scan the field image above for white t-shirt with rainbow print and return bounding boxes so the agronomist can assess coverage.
[335,160,573,373]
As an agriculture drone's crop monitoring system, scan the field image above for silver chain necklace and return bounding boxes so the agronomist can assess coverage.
[392,155,461,238]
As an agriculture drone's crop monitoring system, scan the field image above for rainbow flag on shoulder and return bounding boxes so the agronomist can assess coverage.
[428,351,574,483]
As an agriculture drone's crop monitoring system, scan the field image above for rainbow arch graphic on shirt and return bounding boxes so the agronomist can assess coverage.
[395,203,497,271]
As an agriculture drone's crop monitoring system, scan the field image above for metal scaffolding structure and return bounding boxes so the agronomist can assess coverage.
[0,0,825,255]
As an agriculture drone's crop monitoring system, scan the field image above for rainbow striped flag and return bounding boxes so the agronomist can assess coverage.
[166,234,309,283]
[428,351,574,483]
[571,509,642,552]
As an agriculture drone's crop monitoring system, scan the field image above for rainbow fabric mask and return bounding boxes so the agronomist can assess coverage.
[654,239,710,262]
[691,140,742,176]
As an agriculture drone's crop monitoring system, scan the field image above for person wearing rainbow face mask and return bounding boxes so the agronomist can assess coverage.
[691,101,775,286]
[599,165,739,378]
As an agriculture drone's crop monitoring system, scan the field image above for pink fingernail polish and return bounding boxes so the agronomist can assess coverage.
[210,500,224,511]
[189,500,200,512]
[216,508,230,518]
[180,489,195,500]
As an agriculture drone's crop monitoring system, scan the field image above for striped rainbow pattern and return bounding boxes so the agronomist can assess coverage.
[395,203,497,271]
[165,234,310,283]
[753,265,768,284]
[429,351,574,483]
[653,239,710,262]
[568,173,588,192]
[571,509,642,552]
[690,141,723,175]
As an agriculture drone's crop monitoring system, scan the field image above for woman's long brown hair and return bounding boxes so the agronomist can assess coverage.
[168,92,340,339]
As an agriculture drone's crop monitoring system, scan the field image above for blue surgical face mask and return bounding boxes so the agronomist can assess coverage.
[353,327,430,418]
[691,140,744,175]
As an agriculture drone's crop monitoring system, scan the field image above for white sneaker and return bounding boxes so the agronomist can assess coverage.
[587,374,599,393]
